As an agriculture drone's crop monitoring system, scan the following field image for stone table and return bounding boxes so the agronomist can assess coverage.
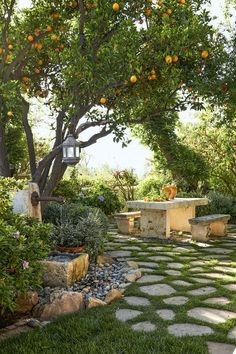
[126,198,208,238]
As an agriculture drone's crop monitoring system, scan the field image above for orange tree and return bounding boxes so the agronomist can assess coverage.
[0,0,230,198]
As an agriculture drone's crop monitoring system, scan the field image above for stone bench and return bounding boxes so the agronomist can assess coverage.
[114,211,141,234]
[189,214,231,241]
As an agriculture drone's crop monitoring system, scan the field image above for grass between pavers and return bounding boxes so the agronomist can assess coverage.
[2,229,236,354]
[0,304,210,354]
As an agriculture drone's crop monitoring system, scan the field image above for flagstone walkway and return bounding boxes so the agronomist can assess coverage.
[106,224,236,354]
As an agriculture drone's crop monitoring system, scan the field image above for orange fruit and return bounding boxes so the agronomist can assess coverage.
[158,0,162,5]
[100,97,107,105]
[162,13,168,17]
[7,111,14,117]
[172,55,179,63]
[35,43,43,50]
[27,35,34,42]
[22,76,30,82]
[0,48,3,55]
[51,12,61,19]
[35,68,41,74]
[34,29,40,36]
[59,43,65,49]
[70,1,78,8]
[51,34,59,41]
[37,59,43,65]
[8,44,13,50]
[167,9,172,15]
[201,50,209,59]
[46,25,53,32]
[35,90,42,97]
[130,75,138,83]
[178,0,186,4]
[144,8,151,16]
[112,3,120,12]
[165,55,173,64]
[5,55,11,63]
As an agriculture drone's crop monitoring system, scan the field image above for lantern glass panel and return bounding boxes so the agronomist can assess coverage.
[76,147,80,157]
[67,147,74,158]
[63,147,67,157]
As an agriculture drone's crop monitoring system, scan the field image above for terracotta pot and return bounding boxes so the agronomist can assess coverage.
[162,185,177,200]
[56,245,85,253]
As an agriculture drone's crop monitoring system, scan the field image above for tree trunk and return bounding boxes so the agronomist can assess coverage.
[0,121,10,176]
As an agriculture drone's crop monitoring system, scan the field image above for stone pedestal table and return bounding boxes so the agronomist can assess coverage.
[126,198,208,238]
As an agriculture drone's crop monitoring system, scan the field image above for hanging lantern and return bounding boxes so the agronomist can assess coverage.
[62,134,80,165]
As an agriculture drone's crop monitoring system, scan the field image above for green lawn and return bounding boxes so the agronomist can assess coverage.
[1,226,236,354]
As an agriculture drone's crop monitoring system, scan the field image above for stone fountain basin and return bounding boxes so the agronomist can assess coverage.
[41,252,89,288]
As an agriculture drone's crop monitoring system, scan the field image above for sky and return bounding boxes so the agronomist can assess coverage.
[18,0,227,177]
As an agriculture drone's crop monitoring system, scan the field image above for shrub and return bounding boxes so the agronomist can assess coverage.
[177,189,236,222]
[83,182,123,215]
[49,207,108,261]
[0,177,51,313]
[43,202,109,227]
[136,174,172,199]
[53,175,93,203]
[197,192,236,221]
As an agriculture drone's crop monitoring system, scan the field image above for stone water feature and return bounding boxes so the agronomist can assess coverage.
[41,253,89,288]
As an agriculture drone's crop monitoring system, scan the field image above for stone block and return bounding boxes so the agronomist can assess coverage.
[16,291,39,314]
[41,253,89,288]
[87,297,107,308]
[12,182,42,221]
[39,291,84,321]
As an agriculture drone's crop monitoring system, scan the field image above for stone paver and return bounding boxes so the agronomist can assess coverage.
[207,342,236,354]
[175,246,195,252]
[167,263,184,269]
[190,260,210,266]
[189,267,204,272]
[228,326,236,340]
[121,246,141,251]
[137,261,159,268]
[164,296,189,306]
[140,284,176,296]
[149,256,173,262]
[138,252,150,256]
[203,297,230,305]
[223,284,236,292]
[203,248,233,254]
[188,286,216,296]
[138,268,156,273]
[188,307,236,324]
[137,275,165,283]
[214,266,236,274]
[172,280,193,287]
[198,273,235,281]
[156,309,175,320]
[147,247,164,251]
[190,277,215,284]
[115,309,142,322]
[131,321,156,332]
[165,270,182,276]
[124,296,151,307]
[108,251,131,258]
[203,254,229,259]
[168,323,214,337]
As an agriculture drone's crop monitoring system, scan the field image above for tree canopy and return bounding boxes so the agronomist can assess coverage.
[0,0,232,197]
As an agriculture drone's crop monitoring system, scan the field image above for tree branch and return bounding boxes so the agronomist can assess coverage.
[21,96,37,177]
[80,126,112,148]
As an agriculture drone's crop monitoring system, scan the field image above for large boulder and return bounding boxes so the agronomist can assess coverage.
[39,291,84,321]
[16,291,39,314]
